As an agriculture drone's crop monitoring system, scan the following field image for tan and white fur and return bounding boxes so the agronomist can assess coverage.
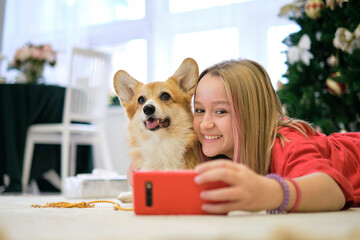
[113,58,200,202]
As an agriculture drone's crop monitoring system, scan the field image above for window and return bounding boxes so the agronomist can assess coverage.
[173,28,239,72]
[69,0,145,26]
[99,39,147,90]
[169,0,253,13]
[2,0,294,90]
[267,24,301,89]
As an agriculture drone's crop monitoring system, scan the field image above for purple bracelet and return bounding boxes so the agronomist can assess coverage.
[266,173,289,214]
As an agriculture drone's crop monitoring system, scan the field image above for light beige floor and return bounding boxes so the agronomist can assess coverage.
[0,194,359,240]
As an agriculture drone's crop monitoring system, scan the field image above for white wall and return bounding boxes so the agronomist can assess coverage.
[0,0,5,51]
[104,106,131,175]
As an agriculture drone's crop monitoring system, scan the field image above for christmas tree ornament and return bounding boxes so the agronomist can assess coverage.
[314,126,323,133]
[326,72,347,97]
[287,34,314,66]
[279,0,305,19]
[278,0,360,134]
[334,24,360,54]
[326,0,349,10]
[333,37,341,49]
[316,31,322,41]
[305,0,325,20]
[326,54,338,67]
[338,123,347,133]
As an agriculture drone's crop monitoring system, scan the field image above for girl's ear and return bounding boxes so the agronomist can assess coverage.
[113,70,143,104]
[171,58,199,95]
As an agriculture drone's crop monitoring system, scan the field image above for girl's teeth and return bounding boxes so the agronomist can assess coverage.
[204,135,221,140]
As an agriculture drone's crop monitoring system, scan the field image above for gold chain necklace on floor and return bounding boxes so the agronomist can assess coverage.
[31,200,133,211]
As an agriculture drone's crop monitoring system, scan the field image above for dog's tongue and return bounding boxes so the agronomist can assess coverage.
[146,119,160,129]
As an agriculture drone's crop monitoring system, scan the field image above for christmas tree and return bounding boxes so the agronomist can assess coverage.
[277,0,360,134]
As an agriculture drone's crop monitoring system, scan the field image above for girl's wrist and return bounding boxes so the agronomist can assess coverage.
[266,174,290,214]
[262,175,285,212]
[265,174,302,214]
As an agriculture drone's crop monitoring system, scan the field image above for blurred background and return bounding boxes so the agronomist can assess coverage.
[0,0,296,89]
[0,0,297,177]
[1,0,359,192]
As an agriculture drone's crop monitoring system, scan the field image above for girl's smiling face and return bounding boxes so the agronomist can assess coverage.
[193,73,234,159]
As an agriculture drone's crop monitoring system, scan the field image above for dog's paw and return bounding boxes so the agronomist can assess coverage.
[118,191,133,203]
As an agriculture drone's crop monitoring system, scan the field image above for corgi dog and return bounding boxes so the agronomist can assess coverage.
[113,58,200,202]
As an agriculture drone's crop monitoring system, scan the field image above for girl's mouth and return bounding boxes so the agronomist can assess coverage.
[203,135,222,140]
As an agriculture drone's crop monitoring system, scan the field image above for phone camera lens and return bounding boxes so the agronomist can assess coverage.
[146,181,152,207]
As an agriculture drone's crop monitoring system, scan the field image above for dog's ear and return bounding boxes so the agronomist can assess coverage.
[113,70,143,104]
[172,58,199,95]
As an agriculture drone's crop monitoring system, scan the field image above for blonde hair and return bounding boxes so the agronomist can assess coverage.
[196,59,314,175]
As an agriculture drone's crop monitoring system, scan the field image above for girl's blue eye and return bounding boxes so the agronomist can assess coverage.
[216,109,227,114]
[194,108,204,113]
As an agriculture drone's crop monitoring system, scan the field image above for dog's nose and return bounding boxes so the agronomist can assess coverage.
[143,104,155,115]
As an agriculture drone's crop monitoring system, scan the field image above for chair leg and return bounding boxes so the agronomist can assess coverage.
[61,131,70,192]
[22,134,35,193]
[70,141,77,176]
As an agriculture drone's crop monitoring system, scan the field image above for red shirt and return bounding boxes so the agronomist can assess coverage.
[270,126,360,208]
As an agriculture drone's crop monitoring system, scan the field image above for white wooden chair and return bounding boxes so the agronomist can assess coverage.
[22,47,114,192]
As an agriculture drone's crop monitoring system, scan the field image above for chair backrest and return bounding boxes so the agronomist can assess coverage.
[63,47,112,124]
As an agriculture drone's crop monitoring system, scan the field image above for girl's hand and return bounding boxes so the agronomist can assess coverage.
[194,160,282,214]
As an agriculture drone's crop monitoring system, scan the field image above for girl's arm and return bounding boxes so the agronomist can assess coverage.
[288,172,345,212]
[194,160,345,213]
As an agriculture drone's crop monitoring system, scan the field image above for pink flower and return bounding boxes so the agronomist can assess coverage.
[9,43,57,70]
[30,46,44,60]
[42,44,56,64]
[14,47,31,62]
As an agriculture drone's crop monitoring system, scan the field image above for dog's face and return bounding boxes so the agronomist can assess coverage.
[113,58,199,134]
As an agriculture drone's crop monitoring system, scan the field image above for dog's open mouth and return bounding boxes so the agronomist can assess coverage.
[145,117,170,131]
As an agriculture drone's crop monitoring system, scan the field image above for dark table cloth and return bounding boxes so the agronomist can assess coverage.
[0,83,92,192]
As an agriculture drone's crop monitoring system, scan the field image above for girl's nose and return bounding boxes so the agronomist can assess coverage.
[200,113,214,130]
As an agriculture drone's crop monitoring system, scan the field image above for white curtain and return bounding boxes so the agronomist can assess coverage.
[2,0,139,85]
[1,0,293,87]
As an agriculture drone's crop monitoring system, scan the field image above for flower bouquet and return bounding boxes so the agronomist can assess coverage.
[8,43,56,84]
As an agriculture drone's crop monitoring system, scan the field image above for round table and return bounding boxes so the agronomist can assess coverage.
[0,83,93,192]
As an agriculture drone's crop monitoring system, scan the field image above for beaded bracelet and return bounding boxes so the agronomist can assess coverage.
[287,178,302,213]
[266,173,289,214]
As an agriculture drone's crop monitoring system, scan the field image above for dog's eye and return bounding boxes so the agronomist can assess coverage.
[160,92,170,101]
[138,96,146,104]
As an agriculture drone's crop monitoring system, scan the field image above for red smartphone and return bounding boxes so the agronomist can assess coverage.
[132,170,228,215]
